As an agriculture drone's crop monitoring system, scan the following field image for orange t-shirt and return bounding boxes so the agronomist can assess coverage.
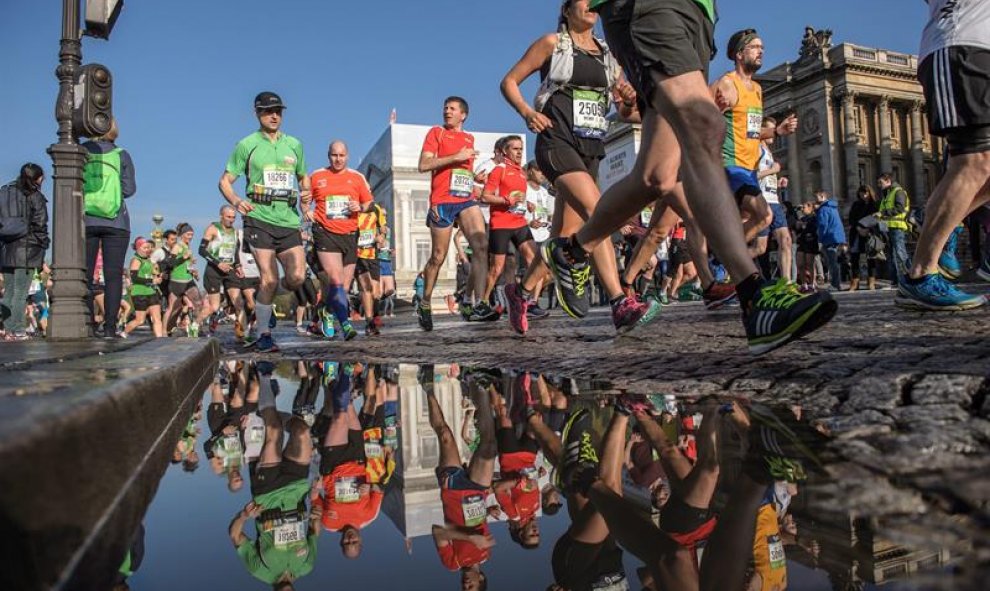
[311,168,373,234]
[484,161,528,231]
[422,126,475,206]
[319,462,382,531]
[437,486,491,570]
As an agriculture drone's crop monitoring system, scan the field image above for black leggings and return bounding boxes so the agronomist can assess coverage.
[849,236,876,279]
[86,225,131,332]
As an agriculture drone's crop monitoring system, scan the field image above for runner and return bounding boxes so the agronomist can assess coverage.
[499,0,659,337]
[752,117,793,282]
[233,227,261,342]
[523,161,554,317]
[416,97,494,331]
[163,223,207,336]
[377,223,396,317]
[219,91,310,352]
[305,140,372,341]
[540,1,836,354]
[123,237,164,338]
[356,201,387,336]
[200,205,242,335]
[480,136,540,312]
[897,0,990,309]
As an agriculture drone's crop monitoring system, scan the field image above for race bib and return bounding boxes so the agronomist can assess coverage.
[746,108,763,139]
[263,169,294,191]
[519,466,539,480]
[767,534,786,570]
[640,207,653,227]
[272,520,307,547]
[449,169,474,198]
[335,477,361,504]
[218,244,235,263]
[384,421,398,449]
[220,434,242,456]
[573,89,609,139]
[461,493,487,527]
[764,175,778,191]
[358,229,376,247]
[592,573,629,591]
[507,191,527,215]
[325,195,351,220]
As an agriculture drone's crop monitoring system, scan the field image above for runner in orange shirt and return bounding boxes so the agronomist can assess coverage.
[305,141,374,341]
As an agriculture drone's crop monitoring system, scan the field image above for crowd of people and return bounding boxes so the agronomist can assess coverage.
[2,0,988,350]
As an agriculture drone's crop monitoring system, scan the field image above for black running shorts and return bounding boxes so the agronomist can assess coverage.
[535,143,603,185]
[489,226,534,255]
[919,46,990,154]
[243,217,303,254]
[313,226,358,265]
[356,257,381,280]
[204,264,237,295]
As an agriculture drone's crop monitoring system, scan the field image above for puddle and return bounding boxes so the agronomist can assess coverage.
[115,361,977,590]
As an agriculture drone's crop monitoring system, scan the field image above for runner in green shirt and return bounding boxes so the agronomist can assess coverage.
[163,223,210,336]
[200,205,242,335]
[219,92,311,352]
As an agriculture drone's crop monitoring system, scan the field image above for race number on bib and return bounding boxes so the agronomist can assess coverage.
[746,108,763,139]
[272,520,307,547]
[358,229,376,248]
[767,534,786,570]
[640,207,653,227]
[507,192,527,215]
[592,573,630,591]
[326,196,351,220]
[335,477,361,503]
[449,169,474,198]
[218,245,235,263]
[461,494,487,527]
[573,89,609,139]
[264,169,294,191]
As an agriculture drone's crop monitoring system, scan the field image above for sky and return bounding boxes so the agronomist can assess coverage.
[1,0,928,241]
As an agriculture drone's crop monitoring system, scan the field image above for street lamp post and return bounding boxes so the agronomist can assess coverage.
[47,0,91,339]
[151,214,164,248]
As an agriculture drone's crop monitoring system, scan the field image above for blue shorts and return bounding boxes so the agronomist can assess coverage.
[758,203,788,237]
[427,200,478,229]
[435,466,488,491]
[379,260,394,276]
[725,166,761,203]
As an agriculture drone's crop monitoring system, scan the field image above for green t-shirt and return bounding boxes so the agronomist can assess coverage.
[225,131,306,229]
[170,243,193,282]
[130,255,157,297]
[237,478,315,584]
[589,0,715,22]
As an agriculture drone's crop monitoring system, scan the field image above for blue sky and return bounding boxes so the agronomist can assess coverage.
[1,0,927,240]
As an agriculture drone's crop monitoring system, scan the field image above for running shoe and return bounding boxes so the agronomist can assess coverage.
[268,311,277,330]
[938,251,962,281]
[293,404,317,427]
[319,306,336,338]
[340,321,358,341]
[321,361,339,386]
[255,333,279,353]
[468,301,499,322]
[234,319,245,340]
[659,291,670,306]
[611,296,661,335]
[372,315,383,329]
[977,256,990,283]
[417,302,433,332]
[703,281,737,310]
[542,237,591,319]
[504,282,529,334]
[744,278,837,355]
[295,324,308,335]
[527,303,550,320]
[743,403,826,484]
[895,273,986,311]
[613,393,659,416]
[209,312,220,335]
[556,409,599,495]
[459,302,473,320]
[365,321,380,336]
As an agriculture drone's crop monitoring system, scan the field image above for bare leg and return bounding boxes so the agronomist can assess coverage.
[422,226,453,302]
[457,207,491,303]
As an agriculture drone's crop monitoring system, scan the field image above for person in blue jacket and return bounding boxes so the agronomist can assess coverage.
[814,191,847,290]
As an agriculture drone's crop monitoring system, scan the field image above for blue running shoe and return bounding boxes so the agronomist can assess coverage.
[938,226,963,280]
[256,333,279,353]
[896,273,986,311]
[319,306,336,339]
[321,361,339,386]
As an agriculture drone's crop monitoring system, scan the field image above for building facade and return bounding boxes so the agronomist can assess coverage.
[358,124,525,300]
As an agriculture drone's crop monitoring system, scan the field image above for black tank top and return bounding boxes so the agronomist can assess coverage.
[537,47,610,158]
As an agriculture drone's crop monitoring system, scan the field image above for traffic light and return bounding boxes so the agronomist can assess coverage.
[84,0,124,40]
[73,64,113,139]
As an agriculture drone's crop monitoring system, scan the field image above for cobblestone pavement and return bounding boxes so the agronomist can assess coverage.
[222,286,990,585]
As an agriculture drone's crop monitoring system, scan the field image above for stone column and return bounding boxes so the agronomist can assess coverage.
[785,103,803,202]
[910,101,927,205]
[840,90,860,200]
[878,95,893,174]
[398,189,411,270]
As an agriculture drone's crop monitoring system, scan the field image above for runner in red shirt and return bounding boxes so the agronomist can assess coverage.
[480,136,539,310]
[304,141,374,341]
[416,97,495,331]
[423,366,496,589]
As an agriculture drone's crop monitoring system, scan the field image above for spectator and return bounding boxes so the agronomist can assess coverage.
[815,191,847,290]
[83,118,136,338]
[847,185,879,290]
[0,163,50,340]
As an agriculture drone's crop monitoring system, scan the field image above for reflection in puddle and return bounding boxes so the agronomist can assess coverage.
[122,361,964,590]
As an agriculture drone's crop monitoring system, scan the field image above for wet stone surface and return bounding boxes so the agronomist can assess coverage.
[119,357,988,590]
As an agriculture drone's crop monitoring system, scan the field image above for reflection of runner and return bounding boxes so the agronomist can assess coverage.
[228,362,318,589]
[424,367,496,588]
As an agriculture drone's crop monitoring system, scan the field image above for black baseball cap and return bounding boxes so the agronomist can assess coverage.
[254,92,286,110]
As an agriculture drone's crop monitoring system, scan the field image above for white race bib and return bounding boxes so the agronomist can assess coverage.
[449,169,474,198]
[461,494,487,527]
[358,229,376,248]
[364,441,383,460]
[218,244,235,263]
[640,207,653,227]
[767,534,786,570]
[746,108,763,139]
[573,89,609,139]
[507,191,527,215]
[263,169,294,191]
[592,574,629,591]
[272,520,307,547]
[325,196,351,220]
[335,477,361,504]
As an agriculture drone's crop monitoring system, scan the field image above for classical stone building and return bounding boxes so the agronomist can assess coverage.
[759,28,944,209]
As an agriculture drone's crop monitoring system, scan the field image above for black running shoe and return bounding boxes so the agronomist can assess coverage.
[556,409,599,495]
[743,403,826,484]
[468,301,500,322]
[417,302,433,332]
[542,237,591,319]
[744,279,837,355]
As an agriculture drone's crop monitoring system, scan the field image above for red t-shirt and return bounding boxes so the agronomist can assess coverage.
[499,450,537,473]
[422,125,475,206]
[437,488,490,570]
[319,462,382,531]
[495,479,540,523]
[311,168,373,234]
[484,161,528,231]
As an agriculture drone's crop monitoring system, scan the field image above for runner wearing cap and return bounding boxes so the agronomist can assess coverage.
[220,91,310,352]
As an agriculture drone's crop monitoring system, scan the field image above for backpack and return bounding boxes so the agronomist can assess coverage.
[0,184,28,243]
[83,148,123,219]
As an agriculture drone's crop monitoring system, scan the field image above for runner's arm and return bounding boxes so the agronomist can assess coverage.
[219,172,253,215]
[500,34,556,125]
[710,75,737,113]
[419,150,472,173]
[757,162,782,179]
